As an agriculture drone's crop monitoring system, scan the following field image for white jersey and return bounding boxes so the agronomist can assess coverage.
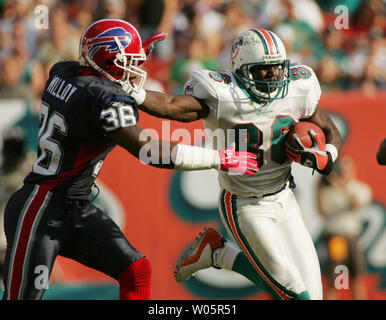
[184,64,321,197]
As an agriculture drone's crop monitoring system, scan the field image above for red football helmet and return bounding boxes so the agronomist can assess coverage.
[79,19,147,93]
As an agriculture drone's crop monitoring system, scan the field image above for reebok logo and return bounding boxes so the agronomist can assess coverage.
[48,220,63,228]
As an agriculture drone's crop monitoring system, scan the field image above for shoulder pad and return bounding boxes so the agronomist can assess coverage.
[184,69,224,101]
[48,60,78,77]
[289,64,319,90]
[81,77,131,102]
[289,64,321,117]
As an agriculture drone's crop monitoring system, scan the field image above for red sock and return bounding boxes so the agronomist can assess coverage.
[118,257,152,300]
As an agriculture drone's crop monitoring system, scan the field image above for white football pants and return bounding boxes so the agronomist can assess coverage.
[218,187,323,300]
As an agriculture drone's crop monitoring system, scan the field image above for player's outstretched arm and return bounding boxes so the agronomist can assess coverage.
[135,90,210,123]
[108,125,175,169]
[130,31,209,123]
[108,125,260,174]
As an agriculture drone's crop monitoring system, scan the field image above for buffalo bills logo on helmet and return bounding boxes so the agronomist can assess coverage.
[88,27,132,57]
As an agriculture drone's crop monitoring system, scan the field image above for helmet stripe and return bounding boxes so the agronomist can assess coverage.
[267,30,280,54]
[250,29,269,55]
[256,28,277,55]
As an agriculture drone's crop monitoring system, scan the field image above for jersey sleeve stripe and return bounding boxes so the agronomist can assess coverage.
[102,96,136,103]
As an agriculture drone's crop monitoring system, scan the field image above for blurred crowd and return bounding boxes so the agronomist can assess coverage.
[317,154,372,299]
[0,0,383,295]
[0,0,384,103]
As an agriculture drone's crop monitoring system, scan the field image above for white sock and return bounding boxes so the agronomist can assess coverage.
[213,240,241,270]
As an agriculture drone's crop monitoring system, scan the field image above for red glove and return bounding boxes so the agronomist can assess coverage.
[285,129,333,175]
[139,32,168,65]
[219,145,260,175]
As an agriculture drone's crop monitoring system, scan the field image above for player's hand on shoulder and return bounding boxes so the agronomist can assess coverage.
[285,130,333,175]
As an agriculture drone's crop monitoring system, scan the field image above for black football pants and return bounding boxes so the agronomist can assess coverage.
[2,183,144,300]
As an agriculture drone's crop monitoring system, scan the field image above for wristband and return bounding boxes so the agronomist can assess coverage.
[325,144,338,162]
[172,144,220,170]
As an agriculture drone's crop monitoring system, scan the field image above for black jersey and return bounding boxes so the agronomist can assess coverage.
[24,60,139,200]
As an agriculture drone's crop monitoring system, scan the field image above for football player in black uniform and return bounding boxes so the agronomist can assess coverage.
[1,19,259,300]
[377,138,386,165]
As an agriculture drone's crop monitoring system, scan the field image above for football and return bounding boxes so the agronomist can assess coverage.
[286,121,325,149]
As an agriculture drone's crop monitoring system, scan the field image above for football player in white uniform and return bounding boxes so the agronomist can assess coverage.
[130,28,342,300]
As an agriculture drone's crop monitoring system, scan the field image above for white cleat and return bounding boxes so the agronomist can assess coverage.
[174,227,225,282]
